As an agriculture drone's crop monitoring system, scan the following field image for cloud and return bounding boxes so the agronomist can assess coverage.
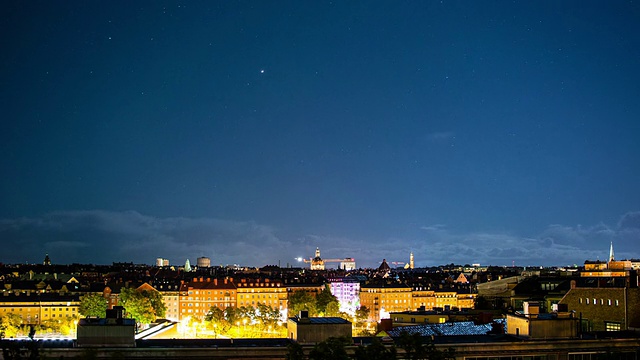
[410,218,639,267]
[1,210,639,268]
[0,210,293,267]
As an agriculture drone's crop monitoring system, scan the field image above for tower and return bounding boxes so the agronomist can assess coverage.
[609,241,615,263]
[184,259,192,272]
[409,252,414,269]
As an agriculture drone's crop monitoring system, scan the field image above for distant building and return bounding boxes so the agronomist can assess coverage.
[339,258,356,271]
[184,259,192,272]
[156,258,169,267]
[311,248,324,270]
[287,311,351,343]
[196,257,211,268]
[328,277,361,315]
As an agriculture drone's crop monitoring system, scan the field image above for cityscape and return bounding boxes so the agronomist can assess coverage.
[0,243,639,358]
[2,0,640,358]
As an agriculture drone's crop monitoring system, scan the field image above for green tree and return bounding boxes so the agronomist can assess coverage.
[120,287,166,324]
[0,313,22,338]
[79,293,107,318]
[354,337,397,360]
[308,336,351,360]
[288,290,318,317]
[315,286,339,316]
[256,303,282,330]
[205,306,231,335]
[355,306,370,323]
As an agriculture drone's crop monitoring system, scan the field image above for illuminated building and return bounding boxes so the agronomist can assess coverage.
[328,277,361,315]
[179,277,236,320]
[236,278,287,313]
[359,282,412,322]
[156,258,169,267]
[0,293,80,325]
[311,247,324,270]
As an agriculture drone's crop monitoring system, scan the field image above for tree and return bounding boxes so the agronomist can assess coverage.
[315,286,339,316]
[288,291,317,317]
[308,336,351,360]
[285,341,305,360]
[355,306,370,323]
[354,337,397,360]
[0,313,22,338]
[119,287,166,325]
[79,293,107,318]
[397,331,455,360]
[256,303,282,330]
[205,306,231,335]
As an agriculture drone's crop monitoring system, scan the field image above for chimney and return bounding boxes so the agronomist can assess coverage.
[214,279,218,286]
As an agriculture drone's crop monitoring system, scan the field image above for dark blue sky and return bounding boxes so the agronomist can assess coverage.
[1,1,639,267]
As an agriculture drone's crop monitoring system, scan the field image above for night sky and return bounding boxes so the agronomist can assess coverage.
[1,1,639,268]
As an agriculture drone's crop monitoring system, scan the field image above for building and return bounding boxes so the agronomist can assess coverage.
[287,311,352,343]
[506,302,578,338]
[310,248,324,270]
[156,258,169,267]
[179,277,237,320]
[0,293,80,325]
[558,283,640,331]
[236,278,287,314]
[155,279,182,321]
[328,277,361,315]
[76,306,135,348]
[197,257,211,268]
[360,282,412,322]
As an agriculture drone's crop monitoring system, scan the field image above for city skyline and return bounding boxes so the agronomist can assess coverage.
[1,2,639,267]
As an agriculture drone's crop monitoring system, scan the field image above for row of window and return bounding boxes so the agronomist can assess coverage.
[579,298,619,306]
[2,307,76,312]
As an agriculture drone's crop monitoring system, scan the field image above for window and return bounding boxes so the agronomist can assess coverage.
[615,300,619,306]
[605,322,621,331]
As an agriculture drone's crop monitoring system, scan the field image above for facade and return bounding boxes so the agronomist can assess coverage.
[359,282,412,322]
[328,277,360,315]
[0,293,80,325]
[411,288,476,311]
[558,286,640,331]
[179,277,237,320]
[236,278,287,313]
[506,312,578,339]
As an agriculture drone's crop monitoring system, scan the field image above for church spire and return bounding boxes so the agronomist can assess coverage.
[609,241,615,262]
